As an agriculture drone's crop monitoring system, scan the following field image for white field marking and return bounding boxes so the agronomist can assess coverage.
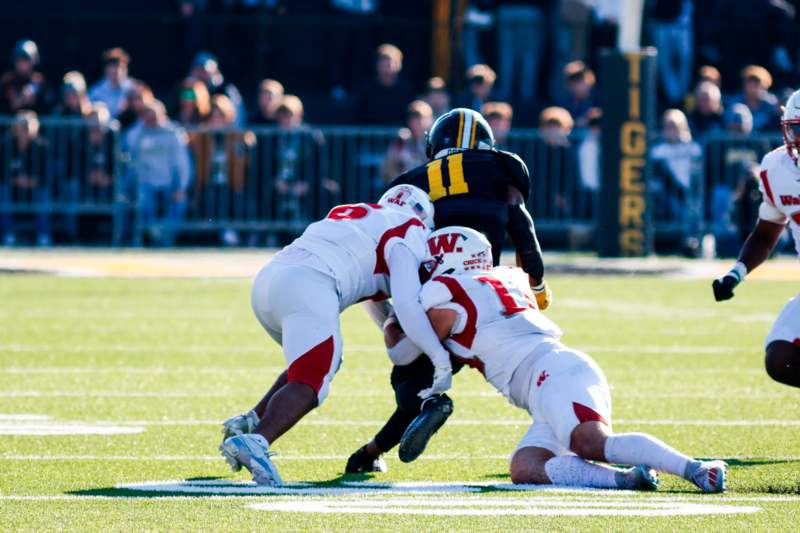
[247,498,761,517]
[1,390,791,399]
[0,414,49,421]
[0,344,383,354]
[3,418,799,430]
[0,414,144,436]
[6,453,800,462]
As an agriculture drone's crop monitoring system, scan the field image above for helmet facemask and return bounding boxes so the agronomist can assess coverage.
[782,118,800,166]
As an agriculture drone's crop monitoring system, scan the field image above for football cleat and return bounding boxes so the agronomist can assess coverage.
[615,465,659,491]
[220,434,282,486]
[687,460,727,493]
[345,446,388,474]
[222,410,260,440]
[398,394,453,463]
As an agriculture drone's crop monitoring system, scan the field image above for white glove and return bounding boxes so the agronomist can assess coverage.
[221,409,260,440]
[418,363,453,399]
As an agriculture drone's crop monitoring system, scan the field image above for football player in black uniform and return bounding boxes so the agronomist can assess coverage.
[346,108,550,473]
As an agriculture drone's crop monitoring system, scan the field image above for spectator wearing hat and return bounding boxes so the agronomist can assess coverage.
[250,79,284,126]
[482,101,513,149]
[423,77,451,119]
[124,99,191,246]
[457,64,496,113]
[0,111,51,246]
[556,61,596,128]
[190,51,245,127]
[725,102,754,136]
[688,81,724,141]
[381,100,433,182]
[52,71,92,118]
[728,65,780,133]
[0,39,50,114]
[175,77,211,127]
[352,44,415,126]
[89,48,134,118]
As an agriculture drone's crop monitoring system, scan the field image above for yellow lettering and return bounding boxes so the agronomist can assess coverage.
[446,153,469,195]
[626,54,641,83]
[426,159,447,201]
[620,158,645,192]
[619,194,645,228]
[620,121,646,156]
[619,229,645,256]
[629,87,640,119]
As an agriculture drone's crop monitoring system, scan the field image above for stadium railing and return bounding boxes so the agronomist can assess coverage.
[0,117,783,248]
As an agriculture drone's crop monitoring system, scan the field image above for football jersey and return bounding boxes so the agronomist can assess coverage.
[419,266,562,402]
[390,149,531,265]
[758,146,800,259]
[288,203,430,309]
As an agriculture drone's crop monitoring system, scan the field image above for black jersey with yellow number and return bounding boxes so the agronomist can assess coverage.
[390,149,530,265]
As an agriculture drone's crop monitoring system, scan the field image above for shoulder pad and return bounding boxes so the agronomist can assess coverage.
[420,277,455,311]
[494,150,531,198]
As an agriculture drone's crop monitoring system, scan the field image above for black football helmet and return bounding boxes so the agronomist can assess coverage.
[425,107,495,158]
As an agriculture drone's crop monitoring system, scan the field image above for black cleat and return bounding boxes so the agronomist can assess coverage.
[345,446,388,474]
[398,394,453,463]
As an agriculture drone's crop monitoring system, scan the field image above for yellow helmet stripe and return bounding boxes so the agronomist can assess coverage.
[456,111,465,149]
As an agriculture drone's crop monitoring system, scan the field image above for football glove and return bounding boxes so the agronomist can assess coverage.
[712,262,747,302]
[418,363,453,400]
[221,410,260,441]
[531,280,552,311]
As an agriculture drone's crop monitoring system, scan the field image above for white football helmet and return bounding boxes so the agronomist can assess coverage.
[781,89,800,165]
[379,184,435,228]
[425,226,492,276]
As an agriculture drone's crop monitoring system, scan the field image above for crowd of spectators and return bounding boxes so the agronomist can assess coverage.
[1,0,798,250]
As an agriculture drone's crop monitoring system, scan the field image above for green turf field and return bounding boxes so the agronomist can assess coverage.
[1,272,799,531]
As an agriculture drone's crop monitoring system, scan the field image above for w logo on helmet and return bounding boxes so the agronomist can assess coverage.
[428,233,463,255]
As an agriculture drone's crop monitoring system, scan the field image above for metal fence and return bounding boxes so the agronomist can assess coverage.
[0,116,784,248]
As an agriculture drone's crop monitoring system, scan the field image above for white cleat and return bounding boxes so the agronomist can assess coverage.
[688,460,728,493]
[222,410,260,440]
[220,434,283,486]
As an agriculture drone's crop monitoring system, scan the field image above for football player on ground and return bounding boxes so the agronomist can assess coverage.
[346,108,550,473]
[219,184,454,485]
[713,89,800,389]
[388,226,727,492]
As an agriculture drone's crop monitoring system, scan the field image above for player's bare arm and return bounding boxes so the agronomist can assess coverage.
[713,219,786,302]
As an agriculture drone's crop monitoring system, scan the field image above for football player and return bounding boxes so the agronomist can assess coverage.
[713,89,800,389]
[219,184,453,485]
[390,226,727,492]
[346,108,550,473]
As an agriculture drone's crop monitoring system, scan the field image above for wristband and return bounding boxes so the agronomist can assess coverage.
[532,282,545,292]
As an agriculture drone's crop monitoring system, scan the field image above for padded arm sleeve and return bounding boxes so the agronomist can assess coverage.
[507,202,544,281]
[387,244,452,369]
[387,337,423,366]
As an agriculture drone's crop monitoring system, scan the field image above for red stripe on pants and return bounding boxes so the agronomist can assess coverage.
[287,336,334,394]
[573,402,609,426]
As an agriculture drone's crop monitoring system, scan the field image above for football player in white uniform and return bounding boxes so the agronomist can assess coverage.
[219,184,454,485]
[389,227,727,492]
[713,89,800,389]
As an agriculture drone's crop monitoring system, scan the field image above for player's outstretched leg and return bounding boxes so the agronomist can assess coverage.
[510,445,658,491]
[765,340,800,388]
[571,421,727,493]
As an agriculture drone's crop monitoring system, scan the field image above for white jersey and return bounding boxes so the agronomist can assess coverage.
[420,266,563,403]
[287,203,429,309]
[758,147,800,259]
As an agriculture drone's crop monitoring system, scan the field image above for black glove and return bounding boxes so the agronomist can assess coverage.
[712,274,741,302]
